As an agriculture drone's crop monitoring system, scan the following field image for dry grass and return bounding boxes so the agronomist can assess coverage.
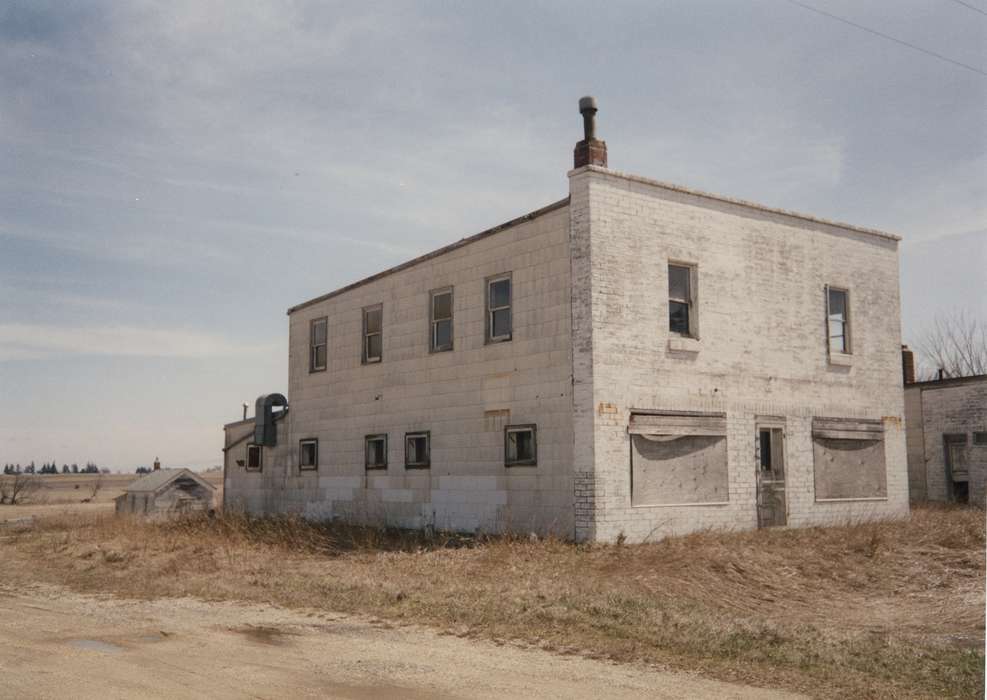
[1,506,983,699]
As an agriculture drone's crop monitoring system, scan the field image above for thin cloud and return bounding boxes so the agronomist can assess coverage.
[0,323,276,361]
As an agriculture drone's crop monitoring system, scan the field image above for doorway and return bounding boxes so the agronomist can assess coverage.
[944,434,970,504]
[756,423,787,527]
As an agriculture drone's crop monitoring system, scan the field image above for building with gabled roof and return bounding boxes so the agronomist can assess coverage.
[115,467,216,517]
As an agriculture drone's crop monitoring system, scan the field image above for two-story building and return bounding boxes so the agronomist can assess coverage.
[223,97,909,542]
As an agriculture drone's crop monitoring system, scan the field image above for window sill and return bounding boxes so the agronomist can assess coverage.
[667,336,701,353]
[632,500,729,508]
[814,496,888,503]
[405,464,431,470]
[828,352,853,367]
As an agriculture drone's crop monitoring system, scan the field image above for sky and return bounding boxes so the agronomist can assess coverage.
[1,1,985,471]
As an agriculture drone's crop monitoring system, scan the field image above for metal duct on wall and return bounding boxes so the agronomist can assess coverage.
[254,393,287,447]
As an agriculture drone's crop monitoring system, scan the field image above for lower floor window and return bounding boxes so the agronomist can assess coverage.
[299,439,318,470]
[246,444,262,471]
[365,434,387,469]
[505,424,537,466]
[405,431,430,468]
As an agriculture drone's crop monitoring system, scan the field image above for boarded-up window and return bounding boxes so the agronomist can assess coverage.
[812,418,886,499]
[629,412,728,506]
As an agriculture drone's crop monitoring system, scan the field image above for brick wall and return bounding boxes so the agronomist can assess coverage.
[910,377,987,506]
[230,204,576,535]
[569,166,910,542]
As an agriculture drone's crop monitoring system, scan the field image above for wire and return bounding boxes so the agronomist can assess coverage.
[947,0,987,18]
[784,0,987,77]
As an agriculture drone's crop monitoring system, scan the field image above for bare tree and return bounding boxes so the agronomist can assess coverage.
[0,474,44,505]
[82,474,104,503]
[916,310,987,380]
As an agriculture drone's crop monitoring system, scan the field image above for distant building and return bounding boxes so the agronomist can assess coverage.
[224,97,909,542]
[903,351,986,506]
[115,469,216,517]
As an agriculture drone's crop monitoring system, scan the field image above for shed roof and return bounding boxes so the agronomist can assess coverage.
[122,468,216,494]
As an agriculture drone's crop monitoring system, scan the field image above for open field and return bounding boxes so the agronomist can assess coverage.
[0,506,983,698]
[0,471,223,522]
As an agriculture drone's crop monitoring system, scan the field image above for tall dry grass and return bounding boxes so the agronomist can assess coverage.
[3,505,984,699]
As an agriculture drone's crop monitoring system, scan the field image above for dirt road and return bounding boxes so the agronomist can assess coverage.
[0,584,802,699]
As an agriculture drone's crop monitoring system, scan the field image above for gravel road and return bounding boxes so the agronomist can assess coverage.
[0,584,803,699]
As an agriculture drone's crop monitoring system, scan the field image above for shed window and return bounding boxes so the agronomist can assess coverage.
[363,304,383,363]
[505,425,537,466]
[365,434,387,470]
[668,264,695,336]
[299,439,318,471]
[246,444,262,471]
[430,288,454,352]
[486,275,512,343]
[826,287,850,354]
[310,317,327,372]
[405,431,430,468]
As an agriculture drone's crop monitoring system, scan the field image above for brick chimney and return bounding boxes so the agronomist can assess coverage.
[901,345,915,385]
[153,457,161,471]
[573,96,607,168]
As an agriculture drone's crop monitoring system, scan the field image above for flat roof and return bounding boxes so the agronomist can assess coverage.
[906,374,987,390]
[577,166,902,242]
[288,197,569,314]
[287,166,902,315]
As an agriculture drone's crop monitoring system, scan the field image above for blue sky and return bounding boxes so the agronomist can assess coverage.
[1,1,984,471]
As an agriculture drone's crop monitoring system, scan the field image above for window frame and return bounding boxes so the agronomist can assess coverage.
[825,286,851,355]
[365,434,388,470]
[404,431,431,469]
[504,424,538,467]
[299,438,319,471]
[428,287,454,353]
[973,432,987,446]
[245,443,262,472]
[309,316,328,373]
[362,303,383,365]
[485,273,513,344]
[667,262,697,338]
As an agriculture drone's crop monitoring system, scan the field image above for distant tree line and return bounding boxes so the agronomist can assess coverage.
[2,461,104,475]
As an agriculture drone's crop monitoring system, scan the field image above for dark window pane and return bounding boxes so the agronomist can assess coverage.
[759,431,772,470]
[247,446,261,469]
[432,292,452,320]
[492,308,511,338]
[301,442,317,467]
[669,265,690,301]
[314,345,327,369]
[434,319,452,349]
[312,319,327,345]
[367,334,382,360]
[507,428,535,463]
[407,435,428,465]
[365,308,382,333]
[669,301,690,334]
[828,289,847,320]
[490,279,510,308]
[367,438,385,467]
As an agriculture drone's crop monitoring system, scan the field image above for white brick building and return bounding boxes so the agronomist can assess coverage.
[224,98,910,542]
[904,373,987,506]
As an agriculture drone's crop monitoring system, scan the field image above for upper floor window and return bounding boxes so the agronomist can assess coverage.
[486,274,512,343]
[405,431,430,469]
[362,304,383,364]
[310,317,327,372]
[505,424,537,466]
[430,288,453,352]
[365,434,387,470]
[246,444,262,471]
[668,263,695,336]
[826,287,850,354]
[299,438,318,471]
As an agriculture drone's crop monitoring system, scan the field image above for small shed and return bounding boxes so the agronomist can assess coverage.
[115,469,216,517]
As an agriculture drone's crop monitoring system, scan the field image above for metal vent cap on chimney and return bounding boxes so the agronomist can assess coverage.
[574,95,607,169]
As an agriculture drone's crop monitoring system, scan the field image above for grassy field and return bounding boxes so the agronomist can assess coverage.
[0,505,982,699]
